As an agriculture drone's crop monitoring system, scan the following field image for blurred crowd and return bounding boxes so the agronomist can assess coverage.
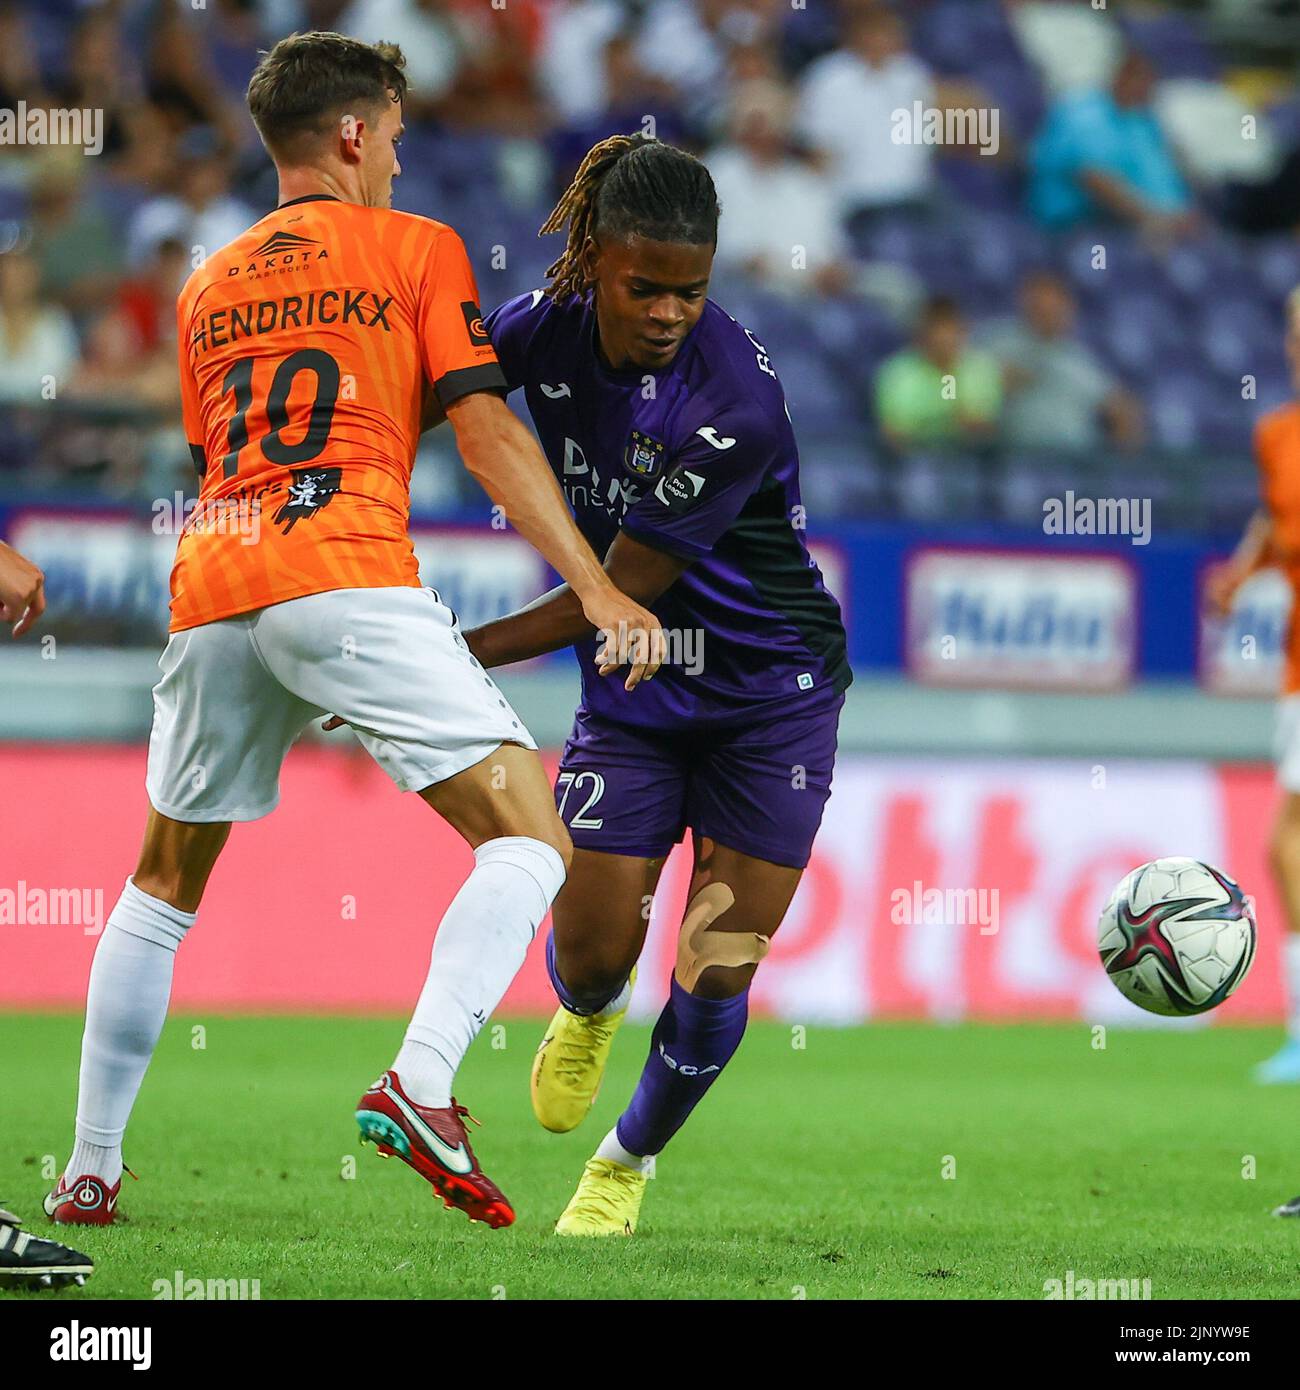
[1,0,1300,513]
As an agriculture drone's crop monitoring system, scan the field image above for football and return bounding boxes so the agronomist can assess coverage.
[1098,857,1257,1016]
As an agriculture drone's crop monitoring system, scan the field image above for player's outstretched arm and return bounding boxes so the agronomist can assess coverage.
[446,391,667,689]
[463,531,687,676]
[1205,508,1274,617]
[0,540,45,638]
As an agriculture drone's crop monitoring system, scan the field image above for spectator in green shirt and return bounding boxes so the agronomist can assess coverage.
[874,296,1003,448]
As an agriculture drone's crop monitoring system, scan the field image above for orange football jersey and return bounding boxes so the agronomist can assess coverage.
[170,194,504,632]
[1255,401,1300,694]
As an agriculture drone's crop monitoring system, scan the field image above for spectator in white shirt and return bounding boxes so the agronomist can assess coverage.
[537,0,627,124]
[707,79,852,296]
[635,0,780,133]
[795,7,936,220]
[0,249,80,407]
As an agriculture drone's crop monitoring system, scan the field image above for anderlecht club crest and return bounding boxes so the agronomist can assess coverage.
[625,429,665,478]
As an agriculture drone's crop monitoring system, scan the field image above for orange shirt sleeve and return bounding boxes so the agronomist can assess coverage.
[1254,413,1291,523]
[416,228,507,409]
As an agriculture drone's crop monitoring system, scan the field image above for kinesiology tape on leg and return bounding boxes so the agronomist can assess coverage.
[674,882,770,992]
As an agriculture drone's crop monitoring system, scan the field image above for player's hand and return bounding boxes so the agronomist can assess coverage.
[0,542,45,638]
[321,714,346,732]
[581,585,666,691]
[1204,561,1244,619]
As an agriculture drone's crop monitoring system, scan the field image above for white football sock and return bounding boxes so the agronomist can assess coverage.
[1286,936,1300,1041]
[595,1125,654,1175]
[67,878,195,1187]
[395,836,565,1107]
[65,1140,119,1186]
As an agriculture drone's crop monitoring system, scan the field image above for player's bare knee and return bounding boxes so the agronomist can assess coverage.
[561,938,634,1001]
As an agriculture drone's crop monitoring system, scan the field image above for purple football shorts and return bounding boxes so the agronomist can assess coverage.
[553,692,844,869]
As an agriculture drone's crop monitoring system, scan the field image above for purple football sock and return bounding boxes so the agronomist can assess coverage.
[615,977,749,1158]
[545,930,624,1016]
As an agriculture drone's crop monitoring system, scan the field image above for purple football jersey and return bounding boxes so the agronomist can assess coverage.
[483,290,851,728]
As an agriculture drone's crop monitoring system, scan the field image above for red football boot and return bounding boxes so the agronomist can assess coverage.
[42,1172,124,1227]
[356,1071,515,1229]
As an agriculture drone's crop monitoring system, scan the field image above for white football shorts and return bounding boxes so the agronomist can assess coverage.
[146,585,537,822]
[1276,694,1300,795]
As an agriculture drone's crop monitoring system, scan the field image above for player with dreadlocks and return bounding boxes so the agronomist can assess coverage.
[466,133,851,1234]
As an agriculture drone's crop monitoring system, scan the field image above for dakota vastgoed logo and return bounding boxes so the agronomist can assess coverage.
[229,230,328,278]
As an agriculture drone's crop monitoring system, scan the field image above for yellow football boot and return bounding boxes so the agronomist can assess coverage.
[554,1157,648,1237]
[531,968,635,1134]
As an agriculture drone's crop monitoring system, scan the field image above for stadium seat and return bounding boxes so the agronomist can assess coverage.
[1097,292,1184,375]
[1118,12,1223,80]
[1160,237,1250,305]
[893,447,989,521]
[1252,238,1300,303]
[776,348,865,436]
[935,157,1023,216]
[1196,298,1279,380]
[798,438,887,517]
[909,0,1030,75]
[1150,372,1207,449]
[1266,96,1300,148]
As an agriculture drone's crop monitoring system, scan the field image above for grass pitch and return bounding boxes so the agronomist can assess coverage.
[2,1014,1298,1300]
